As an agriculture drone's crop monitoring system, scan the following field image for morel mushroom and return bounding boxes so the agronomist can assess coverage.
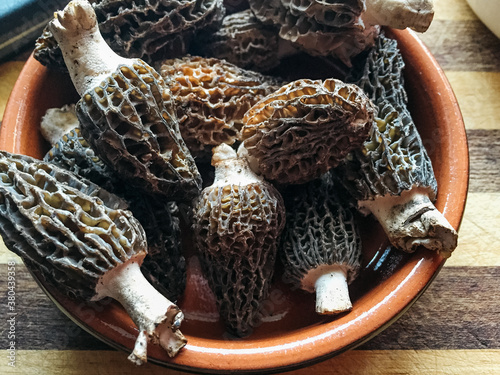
[0,151,186,364]
[336,33,457,257]
[195,9,298,72]
[47,0,202,202]
[239,78,375,185]
[281,172,362,314]
[44,128,186,302]
[193,143,285,337]
[247,0,434,66]
[159,55,283,160]
[34,0,225,69]
[40,104,79,146]
[44,127,119,192]
[248,0,379,66]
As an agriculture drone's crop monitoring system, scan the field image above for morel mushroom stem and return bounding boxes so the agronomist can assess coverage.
[360,188,457,258]
[363,0,434,33]
[95,259,186,364]
[48,0,131,96]
[313,266,352,314]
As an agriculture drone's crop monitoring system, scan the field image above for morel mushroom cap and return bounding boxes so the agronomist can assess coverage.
[131,199,186,303]
[193,143,285,337]
[195,9,298,72]
[44,127,119,192]
[0,151,186,364]
[48,0,202,201]
[248,0,379,65]
[44,128,186,301]
[34,0,225,69]
[281,172,362,314]
[95,0,225,62]
[40,104,80,146]
[159,55,284,160]
[239,78,375,185]
[337,33,457,257]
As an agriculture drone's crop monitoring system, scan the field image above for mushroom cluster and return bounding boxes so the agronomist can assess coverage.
[45,127,186,302]
[159,55,284,160]
[0,0,458,365]
[34,0,226,69]
[0,151,186,364]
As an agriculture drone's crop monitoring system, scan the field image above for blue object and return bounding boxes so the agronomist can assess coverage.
[0,0,68,61]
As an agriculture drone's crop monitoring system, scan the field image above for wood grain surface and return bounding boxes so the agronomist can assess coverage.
[1,0,500,374]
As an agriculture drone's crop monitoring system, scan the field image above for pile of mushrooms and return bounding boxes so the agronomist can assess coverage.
[0,0,459,365]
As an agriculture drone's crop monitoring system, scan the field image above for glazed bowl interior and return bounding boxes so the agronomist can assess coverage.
[0,28,468,374]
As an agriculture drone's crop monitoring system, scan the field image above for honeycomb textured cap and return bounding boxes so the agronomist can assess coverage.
[240,78,375,185]
[248,0,379,65]
[195,9,284,72]
[34,0,226,69]
[44,127,119,193]
[281,172,362,291]
[160,55,284,160]
[338,33,437,201]
[95,0,225,62]
[0,151,145,301]
[76,59,202,201]
[135,199,185,302]
[45,130,186,301]
[193,144,285,337]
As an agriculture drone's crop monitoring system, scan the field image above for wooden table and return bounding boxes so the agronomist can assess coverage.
[1,0,499,373]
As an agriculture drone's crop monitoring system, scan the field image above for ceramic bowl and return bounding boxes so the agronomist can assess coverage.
[1,28,468,373]
[466,0,500,39]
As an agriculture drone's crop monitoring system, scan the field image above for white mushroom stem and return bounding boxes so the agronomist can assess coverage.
[214,144,265,186]
[47,0,132,96]
[301,265,352,315]
[40,104,79,145]
[363,0,434,32]
[94,258,186,365]
[359,187,458,258]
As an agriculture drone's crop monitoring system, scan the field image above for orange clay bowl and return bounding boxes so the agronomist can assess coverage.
[1,28,468,373]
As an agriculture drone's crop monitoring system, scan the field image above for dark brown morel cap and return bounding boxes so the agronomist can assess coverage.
[160,55,283,160]
[45,129,186,302]
[44,127,119,192]
[240,78,375,185]
[281,172,362,314]
[133,199,185,303]
[248,0,378,65]
[95,0,225,62]
[339,33,438,201]
[336,33,457,258]
[0,151,144,301]
[76,59,202,201]
[193,144,285,337]
[195,9,283,72]
[34,0,226,69]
